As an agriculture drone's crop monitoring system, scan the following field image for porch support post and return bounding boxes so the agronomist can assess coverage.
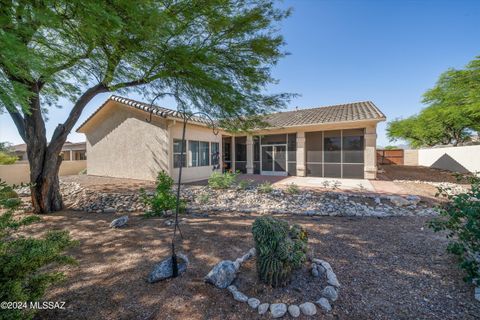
[296,131,306,177]
[69,149,73,161]
[246,135,254,174]
[231,136,236,172]
[364,125,377,179]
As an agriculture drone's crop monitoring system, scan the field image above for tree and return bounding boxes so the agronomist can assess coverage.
[387,56,480,147]
[0,0,292,213]
[0,141,17,164]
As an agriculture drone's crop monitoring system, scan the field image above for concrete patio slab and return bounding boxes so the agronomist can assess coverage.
[274,176,375,192]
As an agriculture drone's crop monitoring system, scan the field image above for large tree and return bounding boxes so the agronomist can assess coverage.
[0,0,292,213]
[387,56,480,148]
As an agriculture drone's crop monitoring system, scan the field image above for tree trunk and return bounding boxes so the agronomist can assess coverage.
[30,152,64,213]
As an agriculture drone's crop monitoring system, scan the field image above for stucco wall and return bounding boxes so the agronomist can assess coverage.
[0,160,86,185]
[417,145,480,174]
[403,149,418,166]
[84,103,169,181]
[169,122,223,182]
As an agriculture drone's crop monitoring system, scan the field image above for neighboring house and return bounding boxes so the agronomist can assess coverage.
[13,141,87,161]
[76,96,385,182]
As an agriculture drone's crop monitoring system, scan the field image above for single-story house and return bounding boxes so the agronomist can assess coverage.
[13,141,87,161]
[76,96,385,182]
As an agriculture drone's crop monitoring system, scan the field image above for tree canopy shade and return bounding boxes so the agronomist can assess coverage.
[0,0,293,213]
[387,56,480,148]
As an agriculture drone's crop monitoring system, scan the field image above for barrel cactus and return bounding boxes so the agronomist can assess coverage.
[252,216,308,287]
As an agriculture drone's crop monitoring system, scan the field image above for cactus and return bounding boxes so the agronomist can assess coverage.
[252,216,308,287]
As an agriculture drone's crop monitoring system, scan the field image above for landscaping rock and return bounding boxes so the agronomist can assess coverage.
[316,298,332,312]
[299,302,317,316]
[312,264,320,277]
[475,287,480,302]
[147,253,188,283]
[205,261,237,288]
[232,290,248,302]
[270,303,287,318]
[258,303,269,315]
[109,215,128,228]
[322,285,338,301]
[389,196,410,207]
[247,298,260,309]
[288,305,300,318]
[326,270,341,287]
[104,207,116,213]
[406,195,421,205]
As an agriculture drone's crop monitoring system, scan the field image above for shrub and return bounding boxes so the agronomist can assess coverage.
[0,151,17,165]
[237,179,253,190]
[0,179,77,320]
[208,171,238,189]
[140,171,185,217]
[428,174,480,284]
[252,216,308,287]
[198,193,210,204]
[285,183,299,194]
[258,181,273,193]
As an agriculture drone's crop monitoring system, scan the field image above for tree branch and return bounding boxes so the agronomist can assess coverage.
[6,107,27,142]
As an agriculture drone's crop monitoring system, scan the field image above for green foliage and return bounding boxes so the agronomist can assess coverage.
[387,56,480,147]
[285,183,299,194]
[140,171,185,217]
[383,145,399,150]
[258,181,274,193]
[428,174,480,284]
[0,151,17,164]
[252,216,308,287]
[237,179,253,190]
[0,179,77,320]
[197,193,210,205]
[208,171,238,189]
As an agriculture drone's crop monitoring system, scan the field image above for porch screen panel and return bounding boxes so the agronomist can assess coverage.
[287,133,296,176]
[306,131,323,177]
[253,136,260,174]
[261,134,286,145]
[222,137,232,172]
[235,136,247,173]
[342,129,364,178]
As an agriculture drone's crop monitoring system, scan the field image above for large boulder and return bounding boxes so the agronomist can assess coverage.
[147,253,188,283]
[204,260,237,288]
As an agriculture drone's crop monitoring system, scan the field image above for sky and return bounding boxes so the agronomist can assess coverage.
[1,0,480,147]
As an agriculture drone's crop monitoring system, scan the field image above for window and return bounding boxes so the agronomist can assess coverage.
[188,141,199,167]
[211,142,219,166]
[200,141,209,166]
[173,139,186,168]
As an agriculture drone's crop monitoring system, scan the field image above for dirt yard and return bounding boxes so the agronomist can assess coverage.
[20,211,479,320]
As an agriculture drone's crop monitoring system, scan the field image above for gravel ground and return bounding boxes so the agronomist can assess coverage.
[19,211,479,320]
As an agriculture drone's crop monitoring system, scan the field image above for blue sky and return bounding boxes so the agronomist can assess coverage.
[1,0,480,146]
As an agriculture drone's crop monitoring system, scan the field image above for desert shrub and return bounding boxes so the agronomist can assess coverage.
[208,171,238,189]
[140,171,185,217]
[257,181,273,193]
[197,193,210,204]
[252,216,308,287]
[428,174,480,284]
[0,151,17,165]
[0,179,77,320]
[78,168,87,175]
[237,179,253,190]
[285,183,299,194]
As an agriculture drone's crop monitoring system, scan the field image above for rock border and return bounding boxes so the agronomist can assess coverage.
[205,248,341,317]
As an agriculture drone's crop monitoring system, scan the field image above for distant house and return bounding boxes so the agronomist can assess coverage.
[13,141,87,161]
[76,96,385,182]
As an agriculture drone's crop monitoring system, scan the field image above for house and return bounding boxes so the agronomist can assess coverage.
[13,141,87,162]
[76,96,386,182]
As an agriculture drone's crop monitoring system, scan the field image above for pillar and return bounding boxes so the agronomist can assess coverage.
[364,125,377,179]
[246,135,254,174]
[296,131,306,177]
[70,149,73,161]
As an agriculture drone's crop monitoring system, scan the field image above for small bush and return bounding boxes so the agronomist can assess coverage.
[428,174,480,284]
[252,216,308,287]
[140,171,185,217]
[208,171,238,189]
[78,168,87,175]
[0,151,17,165]
[197,193,210,204]
[285,183,299,194]
[258,181,273,193]
[0,179,77,320]
[237,179,253,190]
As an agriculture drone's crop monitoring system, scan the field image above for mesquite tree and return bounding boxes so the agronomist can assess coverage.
[0,0,292,213]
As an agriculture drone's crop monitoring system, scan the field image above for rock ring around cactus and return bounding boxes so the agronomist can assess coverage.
[205,247,341,317]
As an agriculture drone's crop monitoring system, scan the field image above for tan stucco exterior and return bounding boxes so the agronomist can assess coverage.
[79,99,382,182]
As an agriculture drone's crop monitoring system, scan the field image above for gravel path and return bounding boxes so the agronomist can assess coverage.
[20,211,479,320]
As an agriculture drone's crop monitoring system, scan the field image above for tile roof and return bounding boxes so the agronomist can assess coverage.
[77,96,385,132]
[263,101,385,128]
